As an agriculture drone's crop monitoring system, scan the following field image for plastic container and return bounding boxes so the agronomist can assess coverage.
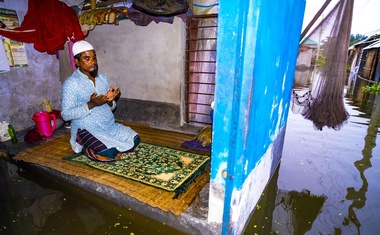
[32,111,56,137]
[41,100,52,112]
[50,110,63,129]
[7,124,18,143]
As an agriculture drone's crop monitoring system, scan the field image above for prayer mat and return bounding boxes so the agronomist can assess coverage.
[64,142,210,198]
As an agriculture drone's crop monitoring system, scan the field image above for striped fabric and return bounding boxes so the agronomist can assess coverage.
[76,128,107,153]
[76,129,140,162]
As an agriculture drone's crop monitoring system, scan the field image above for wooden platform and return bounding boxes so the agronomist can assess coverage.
[14,122,210,216]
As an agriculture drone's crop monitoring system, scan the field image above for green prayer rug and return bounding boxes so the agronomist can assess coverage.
[64,142,210,197]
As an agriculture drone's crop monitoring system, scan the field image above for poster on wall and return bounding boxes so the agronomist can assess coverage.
[0,36,9,73]
[0,7,28,68]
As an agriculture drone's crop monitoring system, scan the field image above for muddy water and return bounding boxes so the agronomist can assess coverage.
[245,97,380,235]
[0,160,185,235]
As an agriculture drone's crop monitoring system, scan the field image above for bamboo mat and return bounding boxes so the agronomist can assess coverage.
[14,122,210,216]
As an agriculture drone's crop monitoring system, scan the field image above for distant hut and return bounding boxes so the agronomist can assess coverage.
[347,36,380,101]
[294,38,318,88]
[348,36,380,109]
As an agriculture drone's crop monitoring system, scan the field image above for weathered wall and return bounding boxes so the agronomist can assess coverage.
[86,17,186,129]
[87,18,185,104]
[0,0,186,132]
[0,0,62,131]
[294,48,314,87]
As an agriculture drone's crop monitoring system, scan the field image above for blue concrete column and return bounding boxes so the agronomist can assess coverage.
[208,0,305,234]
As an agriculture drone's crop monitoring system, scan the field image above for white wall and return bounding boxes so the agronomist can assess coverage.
[87,18,185,104]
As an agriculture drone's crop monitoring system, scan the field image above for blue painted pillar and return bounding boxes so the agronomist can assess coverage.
[208,0,306,234]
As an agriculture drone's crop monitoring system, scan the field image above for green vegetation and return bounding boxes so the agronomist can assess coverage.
[350,34,368,46]
[362,83,380,96]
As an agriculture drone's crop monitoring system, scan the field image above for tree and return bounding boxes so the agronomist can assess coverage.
[350,34,368,46]
[363,83,380,96]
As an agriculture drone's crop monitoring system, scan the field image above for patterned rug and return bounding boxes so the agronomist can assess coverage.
[64,142,210,198]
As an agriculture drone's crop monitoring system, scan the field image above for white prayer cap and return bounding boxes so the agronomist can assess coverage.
[72,40,94,56]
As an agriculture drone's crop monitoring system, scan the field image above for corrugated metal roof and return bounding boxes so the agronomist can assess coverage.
[363,40,380,50]
[300,38,318,45]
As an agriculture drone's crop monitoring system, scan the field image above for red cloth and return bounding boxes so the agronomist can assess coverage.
[0,0,86,54]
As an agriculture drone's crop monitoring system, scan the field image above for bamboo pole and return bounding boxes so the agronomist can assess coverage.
[300,0,332,41]
[90,0,96,10]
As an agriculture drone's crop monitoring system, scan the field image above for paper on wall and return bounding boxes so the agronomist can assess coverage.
[0,36,10,73]
[0,121,10,141]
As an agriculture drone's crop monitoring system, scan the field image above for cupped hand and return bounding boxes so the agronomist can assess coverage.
[88,92,108,109]
[106,84,121,102]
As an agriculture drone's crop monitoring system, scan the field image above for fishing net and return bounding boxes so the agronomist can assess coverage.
[292,0,353,130]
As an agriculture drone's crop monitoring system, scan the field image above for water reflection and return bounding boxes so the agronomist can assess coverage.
[272,189,326,234]
[244,164,327,235]
[245,97,380,235]
[346,96,380,234]
[0,159,184,234]
[0,160,65,234]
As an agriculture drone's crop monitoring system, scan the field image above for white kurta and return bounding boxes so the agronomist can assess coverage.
[61,69,137,153]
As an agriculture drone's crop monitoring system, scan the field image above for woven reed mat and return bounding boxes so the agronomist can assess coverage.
[14,123,210,216]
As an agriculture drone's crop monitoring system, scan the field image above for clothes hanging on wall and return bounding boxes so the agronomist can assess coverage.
[127,6,191,26]
[0,0,86,54]
[132,0,189,16]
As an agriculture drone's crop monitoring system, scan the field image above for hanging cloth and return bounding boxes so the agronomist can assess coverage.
[58,41,76,84]
[0,0,86,54]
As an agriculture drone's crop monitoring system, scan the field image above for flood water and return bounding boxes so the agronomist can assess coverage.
[1,96,379,235]
[0,160,185,235]
[245,96,380,235]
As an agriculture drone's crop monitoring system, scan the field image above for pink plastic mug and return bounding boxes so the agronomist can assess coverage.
[32,111,57,137]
